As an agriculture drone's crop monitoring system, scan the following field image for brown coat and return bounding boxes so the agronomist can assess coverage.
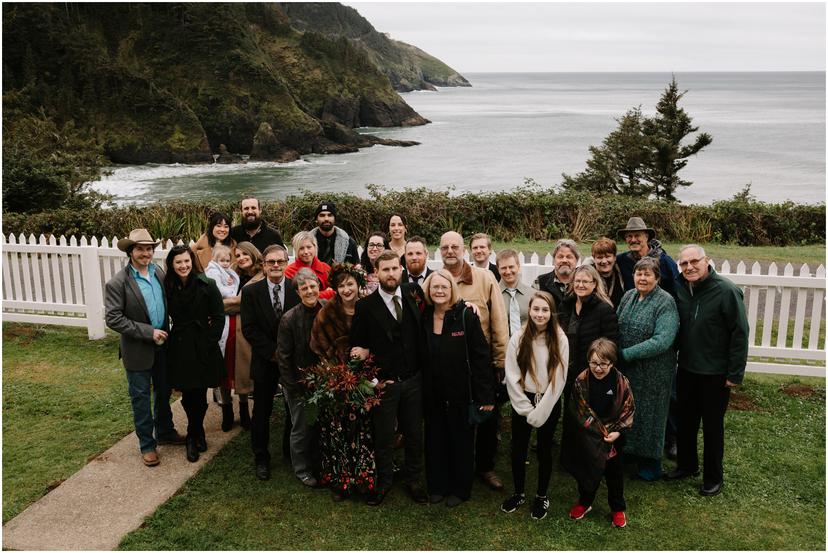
[310,294,354,364]
[228,270,264,394]
[453,261,509,369]
[193,233,237,273]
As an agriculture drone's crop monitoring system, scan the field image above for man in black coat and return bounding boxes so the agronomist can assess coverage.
[401,235,433,286]
[230,196,285,253]
[350,250,428,506]
[241,244,299,480]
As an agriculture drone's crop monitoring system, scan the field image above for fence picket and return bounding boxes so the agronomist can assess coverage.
[761,263,778,347]
[70,252,84,304]
[792,264,810,349]
[39,235,55,304]
[19,243,34,301]
[808,265,825,350]
[746,262,761,345]
[721,260,731,273]
[776,264,794,348]
[3,250,15,301]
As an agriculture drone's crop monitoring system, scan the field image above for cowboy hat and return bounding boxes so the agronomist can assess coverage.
[618,217,656,240]
[117,228,160,252]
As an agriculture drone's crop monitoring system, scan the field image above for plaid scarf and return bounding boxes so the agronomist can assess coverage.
[562,368,635,491]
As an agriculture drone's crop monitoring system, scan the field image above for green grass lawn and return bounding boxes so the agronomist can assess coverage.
[493,240,826,267]
[118,374,825,550]
[1,324,136,523]
[3,323,825,550]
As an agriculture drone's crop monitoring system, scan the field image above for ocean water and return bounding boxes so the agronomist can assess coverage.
[92,72,826,205]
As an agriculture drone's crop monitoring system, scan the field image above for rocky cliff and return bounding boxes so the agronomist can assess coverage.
[2,3,431,164]
[278,2,470,92]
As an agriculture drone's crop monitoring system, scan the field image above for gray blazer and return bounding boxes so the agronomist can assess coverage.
[104,263,169,371]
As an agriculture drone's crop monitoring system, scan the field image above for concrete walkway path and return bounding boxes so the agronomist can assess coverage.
[3,394,244,550]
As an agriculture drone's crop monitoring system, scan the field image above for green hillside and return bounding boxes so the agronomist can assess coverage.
[2,3,428,165]
[277,2,471,91]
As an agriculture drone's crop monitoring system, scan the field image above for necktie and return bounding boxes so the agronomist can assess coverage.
[507,288,521,336]
[411,274,423,285]
[272,283,283,319]
[392,295,403,322]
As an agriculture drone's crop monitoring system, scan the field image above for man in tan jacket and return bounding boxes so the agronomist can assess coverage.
[439,231,509,490]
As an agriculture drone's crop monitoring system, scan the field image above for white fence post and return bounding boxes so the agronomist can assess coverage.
[79,241,106,339]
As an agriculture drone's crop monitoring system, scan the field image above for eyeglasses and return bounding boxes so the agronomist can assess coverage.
[679,258,706,269]
[367,243,385,249]
[264,259,288,266]
[440,245,462,252]
[589,361,612,370]
[573,279,595,286]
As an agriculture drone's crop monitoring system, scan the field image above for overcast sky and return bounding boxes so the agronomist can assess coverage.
[346,2,826,72]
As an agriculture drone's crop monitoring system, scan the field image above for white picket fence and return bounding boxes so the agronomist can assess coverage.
[2,234,825,377]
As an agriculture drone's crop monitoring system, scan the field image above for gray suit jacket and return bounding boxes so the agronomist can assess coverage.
[105,263,169,371]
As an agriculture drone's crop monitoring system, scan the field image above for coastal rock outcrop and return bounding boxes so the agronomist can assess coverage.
[2,3,436,165]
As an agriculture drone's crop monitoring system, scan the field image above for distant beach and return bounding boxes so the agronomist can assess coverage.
[92,72,826,206]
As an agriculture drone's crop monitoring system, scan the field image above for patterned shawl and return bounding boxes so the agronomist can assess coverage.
[562,368,635,491]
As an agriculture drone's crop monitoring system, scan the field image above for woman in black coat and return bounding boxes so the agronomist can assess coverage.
[165,245,225,462]
[421,269,495,507]
[558,264,619,462]
[557,264,620,395]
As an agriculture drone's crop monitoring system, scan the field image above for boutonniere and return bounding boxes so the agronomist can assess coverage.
[409,288,425,313]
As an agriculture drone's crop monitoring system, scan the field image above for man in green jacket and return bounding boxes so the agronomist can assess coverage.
[665,245,748,496]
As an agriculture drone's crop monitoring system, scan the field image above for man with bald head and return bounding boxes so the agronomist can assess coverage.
[666,244,748,497]
[439,231,509,491]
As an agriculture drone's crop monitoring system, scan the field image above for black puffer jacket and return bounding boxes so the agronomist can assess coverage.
[557,293,619,387]
[422,302,495,408]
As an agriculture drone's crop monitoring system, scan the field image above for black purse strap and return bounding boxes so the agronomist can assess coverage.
[461,306,474,403]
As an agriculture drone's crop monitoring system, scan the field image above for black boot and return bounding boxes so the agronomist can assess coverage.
[185,434,199,462]
[195,427,207,452]
[221,404,234,432]
[239,401,251,430]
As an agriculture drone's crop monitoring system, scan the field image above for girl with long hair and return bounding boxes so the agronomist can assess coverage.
[501,291,569,520]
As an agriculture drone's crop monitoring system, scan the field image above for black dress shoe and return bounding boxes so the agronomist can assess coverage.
[405,482,428,504]
[664,468,699,480]
[195,429,207,453]
[185,435,199,463]
[366,489,387,506]
[255,463,271,481]
[700,481,724,496]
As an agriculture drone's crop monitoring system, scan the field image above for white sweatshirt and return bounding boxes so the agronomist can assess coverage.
[204,260,240,356]
[504,326,569,428]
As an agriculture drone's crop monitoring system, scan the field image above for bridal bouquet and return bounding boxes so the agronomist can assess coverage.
[301,356,384,492]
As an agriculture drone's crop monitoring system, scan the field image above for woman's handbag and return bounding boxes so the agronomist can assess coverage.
[461,307,494,426]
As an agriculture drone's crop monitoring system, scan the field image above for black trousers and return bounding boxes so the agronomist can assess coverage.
[475,382,507,473]
[577,447,626,512]
[251,369,278,465]
[424,403,475,500]
[510,400,561,497]
[180,388,207,436]
[676,369,731,486]
[372,374,423,492]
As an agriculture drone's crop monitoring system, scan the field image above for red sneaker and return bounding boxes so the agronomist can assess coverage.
[569,504,592,520]
[611,511,627,528]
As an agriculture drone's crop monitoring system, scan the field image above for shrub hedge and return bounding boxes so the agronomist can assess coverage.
[3,185,824,246]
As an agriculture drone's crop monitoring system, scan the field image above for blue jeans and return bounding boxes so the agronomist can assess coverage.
[125,347,175,453]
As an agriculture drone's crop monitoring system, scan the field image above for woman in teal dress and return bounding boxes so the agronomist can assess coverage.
[616,257,679,481]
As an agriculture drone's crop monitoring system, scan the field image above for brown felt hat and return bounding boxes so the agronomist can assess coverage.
[618,217,656,240]
[117,228,160,252]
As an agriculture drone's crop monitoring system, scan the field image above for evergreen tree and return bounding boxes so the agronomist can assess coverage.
[561,77,711,201]
[642,77,713,201]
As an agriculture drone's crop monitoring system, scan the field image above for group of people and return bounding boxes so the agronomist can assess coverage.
[104,197,749,528]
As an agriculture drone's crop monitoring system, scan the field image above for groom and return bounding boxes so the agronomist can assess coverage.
[350,250,428,506]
